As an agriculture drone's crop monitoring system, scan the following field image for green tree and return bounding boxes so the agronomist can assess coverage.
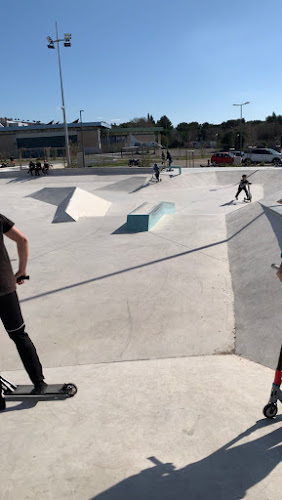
[266,112,277,123]
[220,131,234,150]
[156,115,173,148]
[221,119,243,129]
[147,113,155,124]
[176,121,200,146]
[119,115,156,128]
[156,115,173,130]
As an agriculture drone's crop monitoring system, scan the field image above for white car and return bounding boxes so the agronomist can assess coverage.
[242,148,282,165]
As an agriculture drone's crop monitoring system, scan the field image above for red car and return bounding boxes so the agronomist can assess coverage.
[211,152,235,165]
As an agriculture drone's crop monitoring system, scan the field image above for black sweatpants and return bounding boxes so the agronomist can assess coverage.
[235,186,249,198]
[0,291,44,385]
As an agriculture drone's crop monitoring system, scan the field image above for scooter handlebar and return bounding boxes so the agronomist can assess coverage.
[16,275,30,282]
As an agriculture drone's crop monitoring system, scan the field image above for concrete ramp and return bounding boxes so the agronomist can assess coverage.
[98,176,148,193]
[29,187,111,223]
[58,187,111,222]
[227,201,282,368]
[28,187,74,206]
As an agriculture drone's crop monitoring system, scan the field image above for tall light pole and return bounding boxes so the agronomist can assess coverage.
[47,23,72,168]
[80,109,86,168]
[233,101,250,156]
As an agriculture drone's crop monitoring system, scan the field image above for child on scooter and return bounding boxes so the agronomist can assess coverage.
[235,175,251,200]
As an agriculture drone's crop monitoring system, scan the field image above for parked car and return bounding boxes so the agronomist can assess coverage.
[242,148,282,165]
[211,152,235,165]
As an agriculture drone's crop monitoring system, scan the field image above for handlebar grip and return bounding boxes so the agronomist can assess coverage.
[16,275,30,282]
[271,264,279,270]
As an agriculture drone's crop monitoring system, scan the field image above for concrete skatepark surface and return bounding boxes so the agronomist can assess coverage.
[0,166,282,499]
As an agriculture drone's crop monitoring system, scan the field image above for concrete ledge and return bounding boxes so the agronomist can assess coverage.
[127,201,175,232]
[0,167,153,178]
[168,166,182,175]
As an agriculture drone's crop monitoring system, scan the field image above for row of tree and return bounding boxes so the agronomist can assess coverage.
[113,113,282,150]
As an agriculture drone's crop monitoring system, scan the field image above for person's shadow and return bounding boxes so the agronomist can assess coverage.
[1,400,38,413]
[91,417,282,499]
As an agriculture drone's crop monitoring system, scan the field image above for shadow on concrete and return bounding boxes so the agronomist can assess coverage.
[21,211,264,303]
[6,175,39,184]
[91,417,282,500]
[262,205,282,250]
[220,200,235,206]
[112,223,128,235]
[1,400,38,413]
[220,200,246,207]
[130,182,150,193]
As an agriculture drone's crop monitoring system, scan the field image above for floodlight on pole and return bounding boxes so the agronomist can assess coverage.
[46,22,72,168]
[233,101,250,155]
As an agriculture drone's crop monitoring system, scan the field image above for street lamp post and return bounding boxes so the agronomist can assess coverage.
[233,101,250,156]
[80,109,86,168]
[47,23,72,168]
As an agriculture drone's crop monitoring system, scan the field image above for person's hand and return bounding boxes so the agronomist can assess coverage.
[276,264,282,282]
[15,270,27,285]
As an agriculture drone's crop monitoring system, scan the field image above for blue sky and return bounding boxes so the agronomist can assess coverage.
[1,0,282,126]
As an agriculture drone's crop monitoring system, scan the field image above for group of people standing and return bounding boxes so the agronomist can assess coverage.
[28,159,49,176]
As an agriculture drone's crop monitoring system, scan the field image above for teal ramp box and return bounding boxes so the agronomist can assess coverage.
[127,201,175,232]
[170,166,182,175]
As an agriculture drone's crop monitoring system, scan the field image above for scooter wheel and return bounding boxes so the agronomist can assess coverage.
[63,383,78,397]
[263,403,278,418]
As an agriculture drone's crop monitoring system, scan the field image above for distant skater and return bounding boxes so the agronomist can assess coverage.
[235,175,251,200]
[166,150,173,170]
[153,163,160,182]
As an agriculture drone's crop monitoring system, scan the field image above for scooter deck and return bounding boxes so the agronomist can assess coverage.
[3,383,77,400]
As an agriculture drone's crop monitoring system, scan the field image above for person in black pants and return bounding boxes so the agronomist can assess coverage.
[0,214,47,411]
[153,163,160,182]
[35,160,41,176]
[28,160,35,176]
[235,175,251,200]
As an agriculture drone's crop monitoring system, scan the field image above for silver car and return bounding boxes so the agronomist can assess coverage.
[242,148,281,165]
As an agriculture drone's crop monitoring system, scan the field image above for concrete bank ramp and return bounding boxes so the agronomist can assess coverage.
[97,176,148,193]
[172,168,282,194]
[29,187,111,222]
[227,201,282,368]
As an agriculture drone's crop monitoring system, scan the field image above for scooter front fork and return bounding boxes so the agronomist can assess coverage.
[269,346,282,404]
[269,381,282,405]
